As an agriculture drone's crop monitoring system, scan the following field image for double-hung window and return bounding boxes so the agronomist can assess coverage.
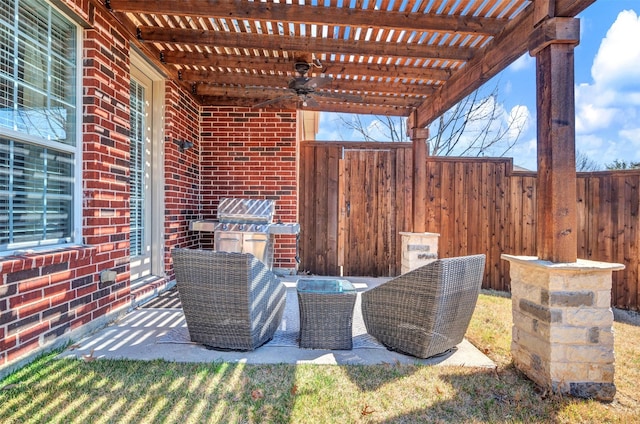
[0,0,79,253]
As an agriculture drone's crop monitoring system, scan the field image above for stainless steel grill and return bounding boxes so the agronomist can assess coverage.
[189,198,300,269]
[214,198,274,268]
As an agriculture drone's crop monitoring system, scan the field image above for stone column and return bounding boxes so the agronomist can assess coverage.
[502,254,624,401]
[400,232,439,274]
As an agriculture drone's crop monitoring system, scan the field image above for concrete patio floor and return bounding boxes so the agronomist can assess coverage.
[59,276,496,368]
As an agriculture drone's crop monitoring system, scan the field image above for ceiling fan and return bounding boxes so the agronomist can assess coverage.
[253,62,362,109]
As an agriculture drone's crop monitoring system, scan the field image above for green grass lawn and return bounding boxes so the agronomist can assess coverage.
[1,292,639,423]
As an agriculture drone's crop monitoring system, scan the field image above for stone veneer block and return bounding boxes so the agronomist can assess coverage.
[501,255,624,402]
[399,232,439,274]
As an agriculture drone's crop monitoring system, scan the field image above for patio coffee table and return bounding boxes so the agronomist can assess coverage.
[296,278,357,350]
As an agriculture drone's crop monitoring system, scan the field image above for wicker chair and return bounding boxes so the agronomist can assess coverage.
[362,254,486,359]
[171,249,286,351]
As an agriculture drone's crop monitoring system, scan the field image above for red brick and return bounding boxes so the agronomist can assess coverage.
[50,291,76,307]
[71,314,92,330]
[9,290,43,309]
[0,334,16,351]
[17,299,51,318]
[17,321,50,344]
[73,301,98,317]
[7,338,40,363]
[76,283,99,297]
[44,282,71,298]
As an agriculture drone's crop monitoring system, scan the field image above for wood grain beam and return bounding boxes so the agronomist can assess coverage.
[409,120,429,232]
[107,0,506,36]
[293,102,412,116]
[410,0,596,128]
[162,51,453,82]
[535,41,578,262]
[178,70,437,96]
[195,84,422,107]
[198,96,411,115]
[138,27,475,61]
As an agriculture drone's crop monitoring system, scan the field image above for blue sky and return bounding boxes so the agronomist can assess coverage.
[317,1,640,171]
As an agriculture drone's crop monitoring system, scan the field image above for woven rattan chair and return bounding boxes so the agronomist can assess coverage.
[362,254,486,359]
[171,249,286,351]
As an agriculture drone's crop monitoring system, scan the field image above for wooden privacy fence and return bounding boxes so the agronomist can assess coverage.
[299,142,640,311]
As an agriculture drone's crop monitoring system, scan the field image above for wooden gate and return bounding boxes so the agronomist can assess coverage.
[341,149,394,276]
[299,142,413,277]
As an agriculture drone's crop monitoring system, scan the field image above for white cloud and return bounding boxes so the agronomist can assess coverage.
[365,119,388,141]
[591,10,640,89]
[507,105,531,141]
[619,127,640,147]
[317,112,347,140]
[576,8,640,157]
[510,136,537,170]
[429,93,532,158]
[575,100,618,133]
[577,133,605,152]
[508,54,534,72]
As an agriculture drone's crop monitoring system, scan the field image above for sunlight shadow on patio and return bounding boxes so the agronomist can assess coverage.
[59,277,495,368]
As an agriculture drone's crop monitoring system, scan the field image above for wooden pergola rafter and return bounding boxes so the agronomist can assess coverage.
[103,0,595,123]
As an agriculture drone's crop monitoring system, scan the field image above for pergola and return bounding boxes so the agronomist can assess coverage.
[106,0,595,264]
[103,0,621,400]
[92,0,623,400]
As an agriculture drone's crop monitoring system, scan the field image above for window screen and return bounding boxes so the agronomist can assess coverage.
[0,0,77,251]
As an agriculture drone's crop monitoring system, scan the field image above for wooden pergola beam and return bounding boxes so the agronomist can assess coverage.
[163,51,453,82]
[198,96,412,116]
[195,84,422,108]
[179,70,436,97]
[138,26,475,62]
[108,0,506,36]
[410,0,596,129]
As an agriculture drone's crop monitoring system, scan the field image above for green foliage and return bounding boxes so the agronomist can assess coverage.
[605,159,640,170]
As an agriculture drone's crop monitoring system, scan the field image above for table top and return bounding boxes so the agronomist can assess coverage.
[296,278,356,294]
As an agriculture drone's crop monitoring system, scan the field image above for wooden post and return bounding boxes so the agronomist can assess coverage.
[408,116,429,233]
[532,18,580,263]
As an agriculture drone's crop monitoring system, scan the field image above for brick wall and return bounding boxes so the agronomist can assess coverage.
[0,1,300,374]
[164,83,202,281]
[0,1,135,372]
[199,107,299,271]
[81,2,132,305]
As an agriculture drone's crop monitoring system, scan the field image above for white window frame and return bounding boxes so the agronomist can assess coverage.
[129,49,165,283]
[0,0,83,255]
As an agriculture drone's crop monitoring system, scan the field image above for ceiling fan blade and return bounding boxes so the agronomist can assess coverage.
[313,91,363,103]
[300,95,320,108]
[304,76,332,89]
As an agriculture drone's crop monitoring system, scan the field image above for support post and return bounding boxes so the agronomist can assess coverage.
[533,18,579,263]
[503,17,624,403]
[409,122,429,233]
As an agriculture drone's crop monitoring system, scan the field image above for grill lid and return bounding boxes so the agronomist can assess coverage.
[217,198,275,224]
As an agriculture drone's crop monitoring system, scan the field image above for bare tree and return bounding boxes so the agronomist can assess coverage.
[335,113,408,142]
[429,84,527,157]
[331,81,527,157]
[576,150,601,171]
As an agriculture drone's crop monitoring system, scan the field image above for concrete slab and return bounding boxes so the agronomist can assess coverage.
[59,277,496,368]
